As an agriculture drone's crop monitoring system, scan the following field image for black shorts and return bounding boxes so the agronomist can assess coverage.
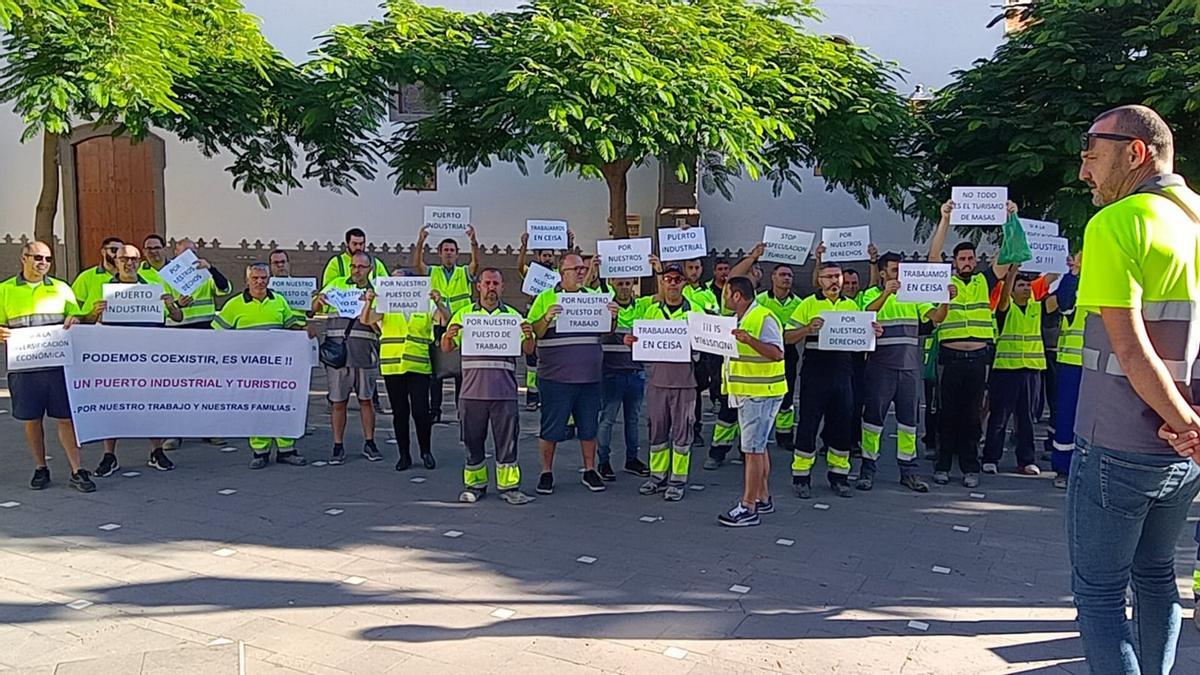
[9,368,72,421]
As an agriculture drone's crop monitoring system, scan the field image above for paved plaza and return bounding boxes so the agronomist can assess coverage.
[2,374,1199,674]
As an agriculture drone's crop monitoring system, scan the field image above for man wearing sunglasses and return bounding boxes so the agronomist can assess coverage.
[1070,105,1200,674]
[0,242,94,493]
[71,236,122,316]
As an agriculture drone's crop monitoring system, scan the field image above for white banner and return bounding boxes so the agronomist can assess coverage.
[323,287,366,319]
[818,311,877,352]
[951,186,1009,226]
[101,284,165,324]
[522,263,561,297]
[762,226,815,265]
[268,277,317,311]
[632,320,690,363]
[597,238,652,278]
[897,263,952,303]
[1023,235,1069,274]
[555,293,612,334]
[821,226,871,262]
[64,326,312,443]
[374,276,430,315]
[1020,218,1059,238]
[526,219,569,249]
[157,249,211,297]
[658,227,707,262]
[462,314,523,357]
[423,206,471,240]
[687,311,738,358]
[6,325,73,371]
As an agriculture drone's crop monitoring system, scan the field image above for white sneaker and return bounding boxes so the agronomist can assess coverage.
[982,463,999,475]
[932,471,950,485]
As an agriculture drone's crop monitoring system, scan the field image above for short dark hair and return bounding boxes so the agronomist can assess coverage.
[143,234,164,247]
[714,258,730,268]
[101,236,123,248]
[344,228,366,243]
[877,252,902,270]
[438,238,458,251]
[1094,104,1174,165]
[772,263,792,273]
[268,248,289,261]
[842,268,859,279]
[726,276,756,301]
[952,241,976,256]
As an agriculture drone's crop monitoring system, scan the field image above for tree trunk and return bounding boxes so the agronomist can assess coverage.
[34,130,61,271]
[601,159,633,239]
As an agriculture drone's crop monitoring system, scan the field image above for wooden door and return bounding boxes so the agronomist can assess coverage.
[74,135,157,268]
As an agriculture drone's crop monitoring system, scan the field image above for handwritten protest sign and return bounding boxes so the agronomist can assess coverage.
[462,314,523,357]
[597,238,652,278]
[102,284,165,324]
[1023,236,1069,274]
[527,219,569,249]
[324,288,365,319]
[555,294,612,333]
[687,311,737,358]
[951,186,1009,226]
[268,277,317,311]
[820,226,871,263]
[632,320,690,363]
[157,249,210,296]
[6,325,72,371]
[898,263,952,303]
[659,227,707,262]
[374,276,430,315]
[762,226,815,265]
[423,206,471,240]
[818,311,877,352]
[522,263,560,297]
[1020,218,1059,238]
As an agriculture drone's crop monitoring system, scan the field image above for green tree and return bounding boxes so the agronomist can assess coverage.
[300,0,919,238]
[0,0,302,249]
[911,0,1199,244]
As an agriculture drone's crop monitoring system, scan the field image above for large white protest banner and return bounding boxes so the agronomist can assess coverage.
[951,186,1009,226]
[268,277,317,311]
[423,206,471,240]
[522,263,561,297]
[462,314,523,357]
[101,284,165,324]
[597,238,652,278]
[555,294,612,333]
[157,249,211,297]
[1020,218,1059,238]
[323,287,366,318]
[897,263,952,303]
[1023,235,1070,274]
[527,219,569,249]
[374,276,430,315]
[818,311,877,352]
[820,226,871,262]
[687,311,738,358]
[659,227,707,262]
[632,320,690,363]
[761,226,815,265]
[64,325,312,443]
[6,325,72,371]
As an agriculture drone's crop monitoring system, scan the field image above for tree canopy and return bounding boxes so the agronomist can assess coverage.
[911,0,1200,244]
[300,0,921,237]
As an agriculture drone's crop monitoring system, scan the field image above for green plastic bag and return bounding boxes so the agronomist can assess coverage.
[997,212,1032,266]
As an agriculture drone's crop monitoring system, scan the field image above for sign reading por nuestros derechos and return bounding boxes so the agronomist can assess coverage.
[658,227,707,262]
[951,186,1009,226]
[423,206,471,240]
[522,263,560,297]
[596,238,652,278]
[687,311,738,358]
[632,319,690,363]
[101,284,165,324]
[526,219,569,249]
[462,314,523,357]
[63,326,312,444]
[820,226,871,263]
[374,276,430,315]
[5,325,72,371]
[268,277,317,311]
[761,226,816,265]
[157,249,211,297]
[555,293,612,334]
[897,263,952,303]
[818,311,877,352]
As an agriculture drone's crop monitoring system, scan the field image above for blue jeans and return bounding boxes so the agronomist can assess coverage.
[1067,438,1200,675]
[597,371,644,464]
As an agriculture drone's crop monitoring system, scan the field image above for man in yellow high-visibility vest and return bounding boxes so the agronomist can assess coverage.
[414,224,480,423]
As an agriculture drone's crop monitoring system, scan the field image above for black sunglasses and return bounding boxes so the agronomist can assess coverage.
[1081,132,1141,152]
[24,253,52,263]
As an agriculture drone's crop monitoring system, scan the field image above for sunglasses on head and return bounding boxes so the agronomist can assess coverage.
[24,253,52,263]
[1081,132,1142,152]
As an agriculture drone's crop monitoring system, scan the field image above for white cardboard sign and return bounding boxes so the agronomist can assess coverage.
[658,227,707,262]
[951,187,1009,226]
[820,226,871,263]
[761,226,815,265]
[687,311,738,358]
[101,284,165,324]
[374,276,430,315]
[597,238,652,278]
[1019,218,1059,238]
[423,206,471,240]
[324,288,366,319]
[527,219,569,249]
[632,320,690,363]
[818,311,877,352]
[1023,235,1069,274]
[522,263,561,297]
[268,277,317,311]
[157,249,211,297]
[6,325,73,371]
[898,263,952,303]
[555,293,612,333]
[462,314,523,357]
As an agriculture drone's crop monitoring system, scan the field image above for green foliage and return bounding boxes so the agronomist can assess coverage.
[0,0,304,201]
[300,0,919,215]
[912,0,1200,244]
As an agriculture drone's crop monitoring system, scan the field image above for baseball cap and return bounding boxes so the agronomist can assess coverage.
[662,263,685,276]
